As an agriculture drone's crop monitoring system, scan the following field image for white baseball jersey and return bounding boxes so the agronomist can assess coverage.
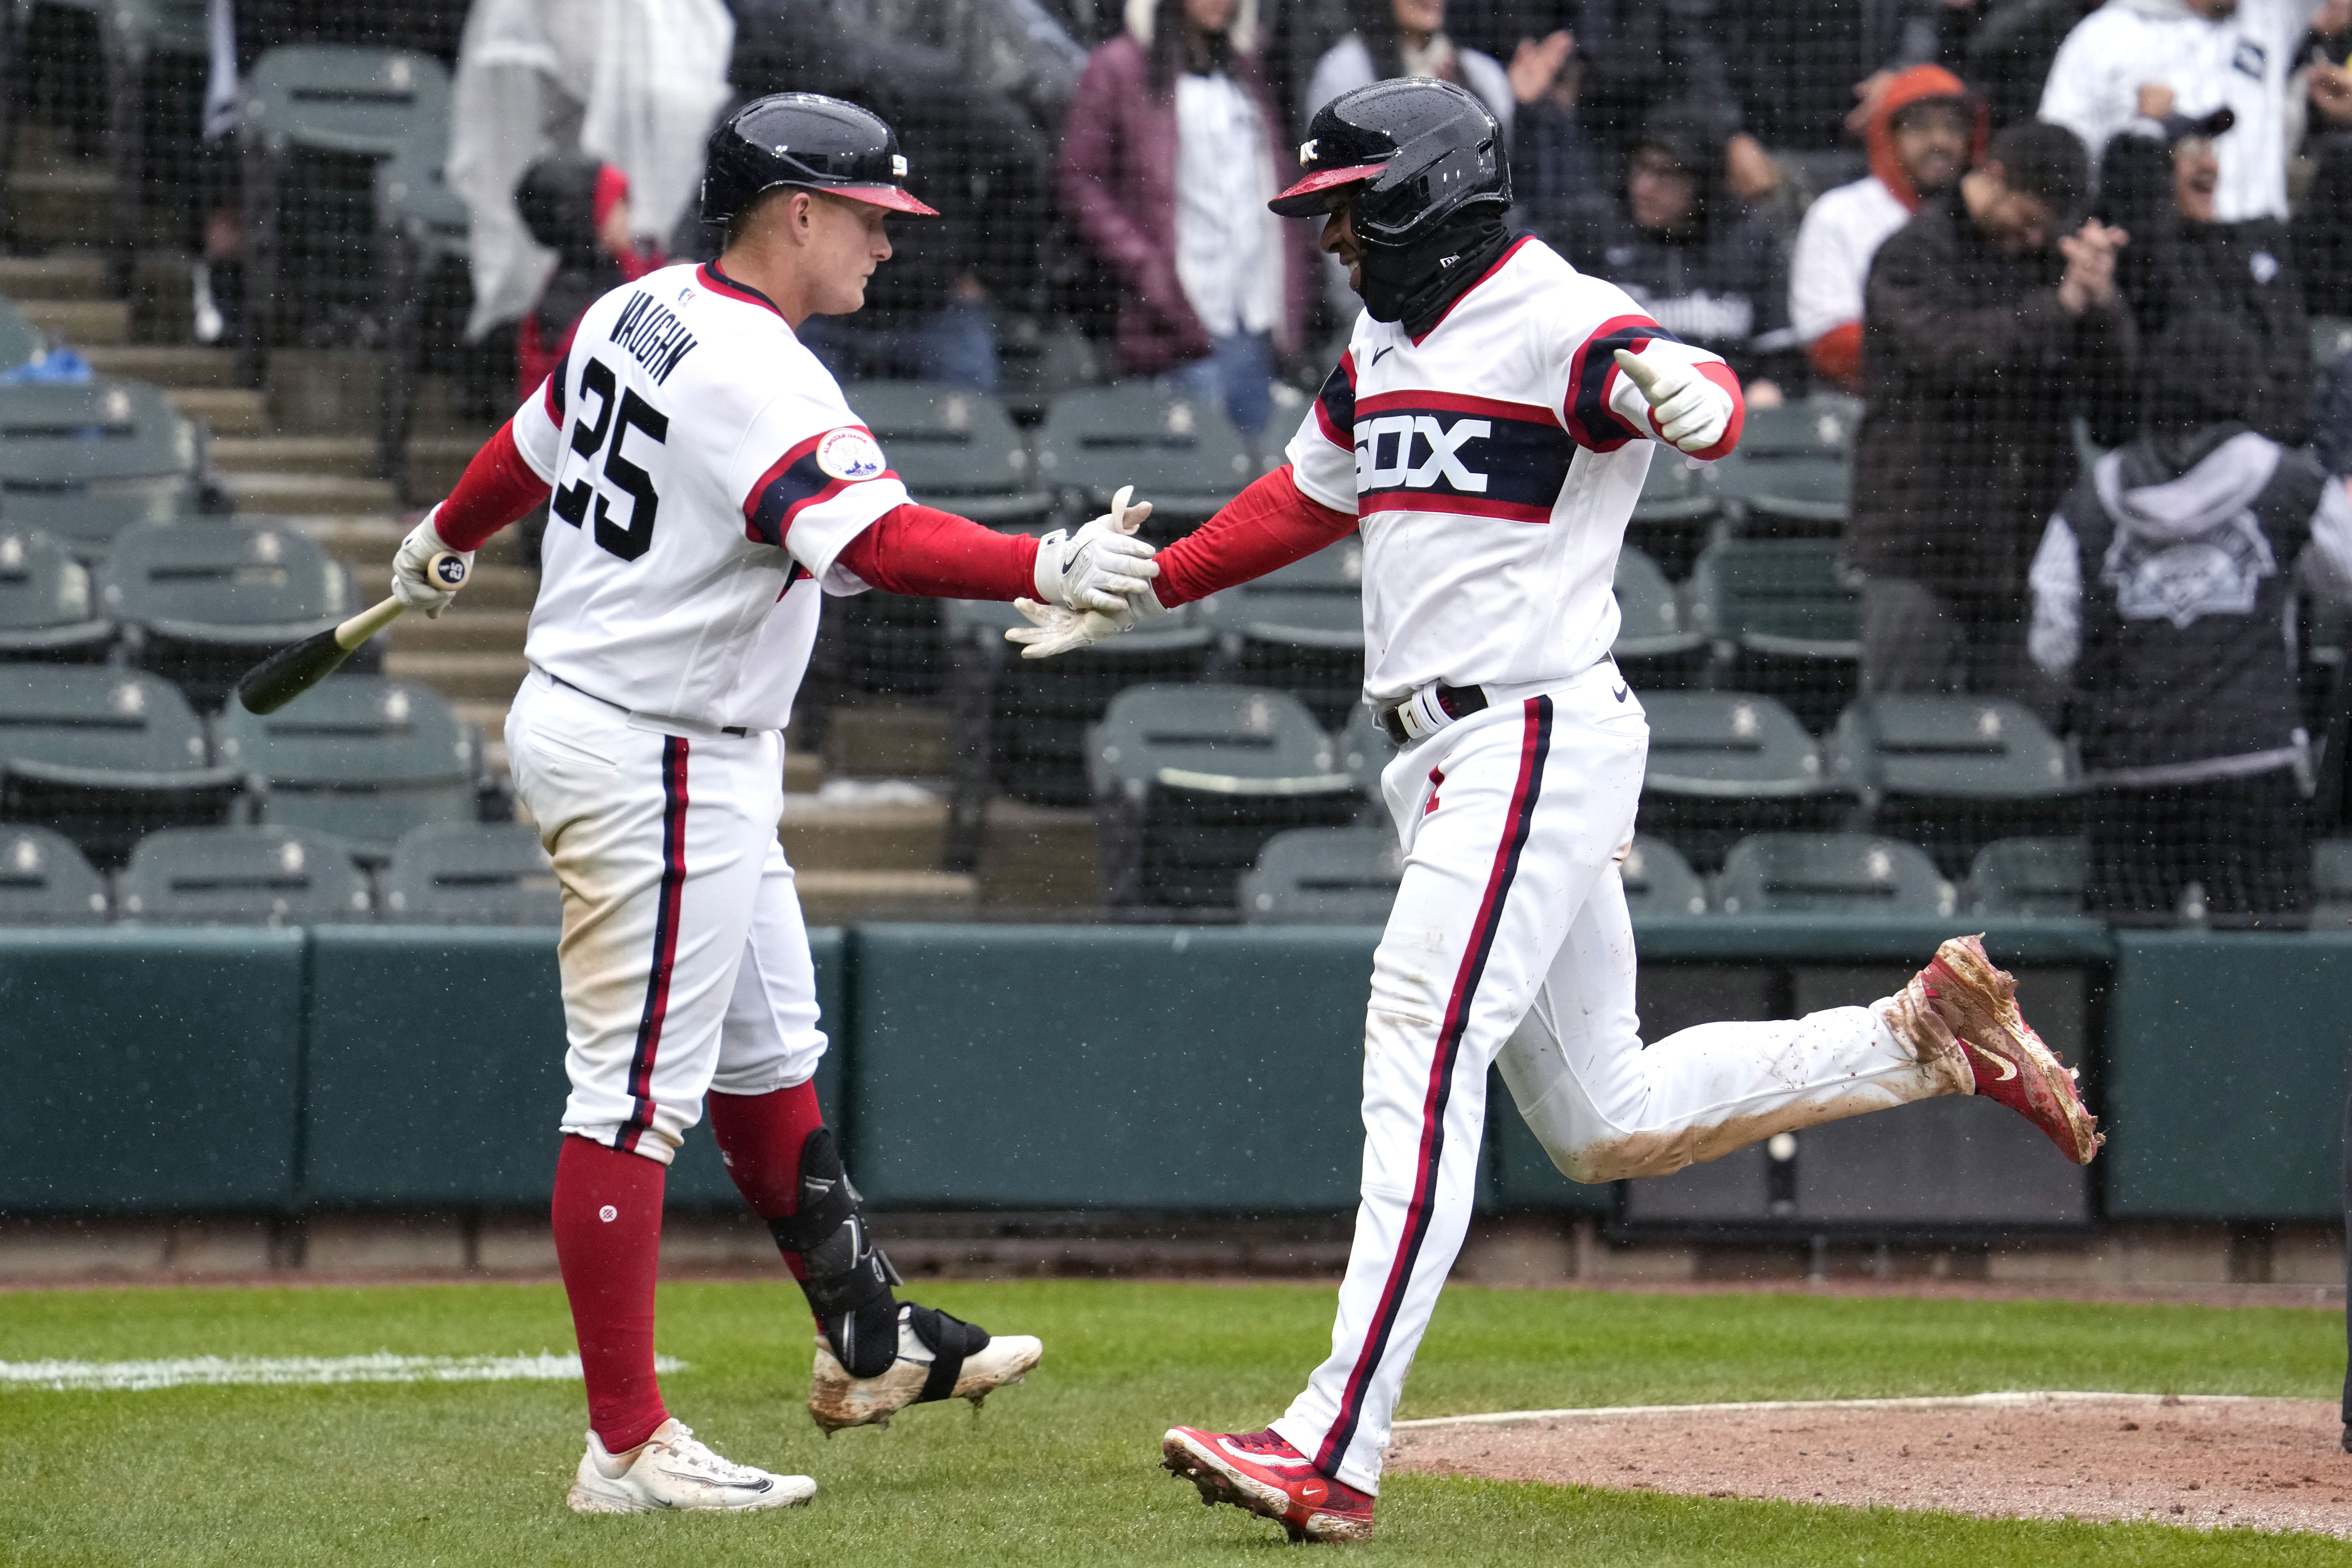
[510,261,907,732]
[1283,236,1691,706]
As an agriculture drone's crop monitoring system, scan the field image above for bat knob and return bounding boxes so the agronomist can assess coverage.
[426,551,469,591]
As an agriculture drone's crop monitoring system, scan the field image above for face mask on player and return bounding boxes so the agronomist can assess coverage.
[1357,208,1513,334]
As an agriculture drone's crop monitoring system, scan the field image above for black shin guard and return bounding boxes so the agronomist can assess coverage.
[764,1127,902,1378]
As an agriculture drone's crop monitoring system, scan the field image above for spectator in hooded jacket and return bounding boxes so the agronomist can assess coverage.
[1789,66,1985,393]
[1548,104,1797,398]
[1302,0,1519,132]
[513,154,664,402]
[2096,99,2312,442]
[1849,119,2136,719]
[2039,0,2352,225]
[1061,0,1314,435]
[2029,313,2352,924]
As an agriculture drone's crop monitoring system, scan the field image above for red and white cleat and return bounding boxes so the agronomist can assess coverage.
[1915,933,2104,1165]
[1161,1426,1375,1543]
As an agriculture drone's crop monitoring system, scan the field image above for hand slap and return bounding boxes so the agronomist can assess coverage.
[1033,483,1159,612]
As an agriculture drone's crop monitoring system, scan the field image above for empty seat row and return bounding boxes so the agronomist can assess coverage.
[0,378,209,555]
[0,666,489,868]
[0,519,353,707]
[0,821,557,926]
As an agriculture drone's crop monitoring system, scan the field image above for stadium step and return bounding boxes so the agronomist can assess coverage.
[164,386,268,437]
[81,344,235,388]
[404,434,496,499]
[18,297,129,346]
[210,435,380,478]
[794,870,979,924]
[383,649,530,700]
[0,252,107,300]
[222,470,398,515]
[8,165,111,250]
[388,609,531,655]
[444,563,540,611]
[823,700,954,777]
[780,797,948,872]
[972,799,1097,910]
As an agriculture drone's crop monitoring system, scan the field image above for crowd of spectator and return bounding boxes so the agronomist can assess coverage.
[41,0,2352,924]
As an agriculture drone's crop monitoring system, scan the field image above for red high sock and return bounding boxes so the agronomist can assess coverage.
[551,1135,669,1454]
[706,1081,827,1277]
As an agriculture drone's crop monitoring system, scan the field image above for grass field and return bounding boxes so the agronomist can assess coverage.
[1,1277,2345,1565]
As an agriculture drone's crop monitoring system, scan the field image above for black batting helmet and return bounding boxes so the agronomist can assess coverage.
[1270,78,1509,243]
[700,93,938,224]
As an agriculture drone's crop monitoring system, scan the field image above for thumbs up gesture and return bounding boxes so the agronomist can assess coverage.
[1612,344,1739,457]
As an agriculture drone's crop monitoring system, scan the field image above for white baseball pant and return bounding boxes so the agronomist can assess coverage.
[1268,659,1966,1492]
[506,670,828,1161]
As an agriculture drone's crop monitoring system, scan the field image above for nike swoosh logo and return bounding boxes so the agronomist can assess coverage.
[1971,1044,2018,1082]
[658,1470,773,1493]
[1611,685,1629,703]
[1370,345,1396,366]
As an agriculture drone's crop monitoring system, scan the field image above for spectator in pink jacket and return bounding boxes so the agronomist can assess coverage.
[1058,0,1315,437]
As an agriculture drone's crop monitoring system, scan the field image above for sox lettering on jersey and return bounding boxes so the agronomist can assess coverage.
[1351,391,1575,524]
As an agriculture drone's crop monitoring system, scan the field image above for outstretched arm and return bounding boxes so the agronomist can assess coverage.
[1148,465,1358,607]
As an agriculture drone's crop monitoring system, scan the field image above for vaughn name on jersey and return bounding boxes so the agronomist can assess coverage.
[1285,236,1706,705]
[508,260,906,733]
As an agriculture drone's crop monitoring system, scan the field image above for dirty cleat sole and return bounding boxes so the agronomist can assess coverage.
[808,1306,1041,1433]
[1921,933,2103,1164]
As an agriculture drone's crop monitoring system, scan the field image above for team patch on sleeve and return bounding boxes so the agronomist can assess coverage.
[1563,315,1682,451]
[1353,390,1574,524]
[1313,352,1358,450]
[744,426,896,548]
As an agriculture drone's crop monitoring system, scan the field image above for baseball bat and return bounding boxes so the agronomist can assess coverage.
[235,550,469,715]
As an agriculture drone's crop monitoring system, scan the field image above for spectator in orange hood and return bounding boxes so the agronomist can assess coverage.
[1788,66,1986,393]
[514,155,665,403]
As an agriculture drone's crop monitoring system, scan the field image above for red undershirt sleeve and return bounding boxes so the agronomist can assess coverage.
[831,503,1041,600]
[1151,465,1358,607]
[433,423,555,551]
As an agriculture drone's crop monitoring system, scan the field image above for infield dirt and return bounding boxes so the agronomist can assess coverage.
[1387,1392,2352,1538]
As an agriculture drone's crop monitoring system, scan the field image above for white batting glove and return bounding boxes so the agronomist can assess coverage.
[1032,483,1157,613]
[1003,584,1167,660]
[1611,343,1737,456]
[390,507,472,620]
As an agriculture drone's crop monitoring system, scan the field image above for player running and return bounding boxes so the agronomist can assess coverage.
[387,94,1164,1515]
[1009,79,2104,1544]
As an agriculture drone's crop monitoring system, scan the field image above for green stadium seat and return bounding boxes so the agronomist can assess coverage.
[1739,457,1851,534]
[213,675,482,859]
[236,45,455,380]
[382,822,560,925]
[0,297,39,374]
[2311,838,2352,928]
[1611,545,1705,691]
[0,824,108,924]
[1627,452,1721,579]
[0,380,203,557]
[100,520,349,708]
[0,525,112,659]
[850,382,1052,524]
[1033,385,1254,533]
[1199,536,1365,728]
[0,666,244,867]
[1237,825,1403,923]
[1716,832,1955,917]
[939,594,1214,813]
[1829,696,2081,877]
[1966,836,2086,918]
[1689,538,1860,732]
[1622,833,1708,917]
[1709,396,1857,537]
[117,824,371,924]
[1345,700,1392,799]
[1635,692,1845,871]
[1088,684,1362,908]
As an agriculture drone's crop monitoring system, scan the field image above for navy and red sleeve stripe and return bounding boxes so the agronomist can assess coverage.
[743,429,895,548]
[1312,351,1357,449]
[542,347,568,423]
[1563,314,1683,452]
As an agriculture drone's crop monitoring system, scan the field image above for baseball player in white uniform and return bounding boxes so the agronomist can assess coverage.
[389,94,1166,1515]
[1009,80,2107,1544]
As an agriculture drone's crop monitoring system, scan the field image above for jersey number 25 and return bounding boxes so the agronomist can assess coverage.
[552,357,666,562]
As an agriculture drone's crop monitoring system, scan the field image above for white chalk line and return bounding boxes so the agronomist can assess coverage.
[0,1353,691,1392]
[1392,1391,2283,1431]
